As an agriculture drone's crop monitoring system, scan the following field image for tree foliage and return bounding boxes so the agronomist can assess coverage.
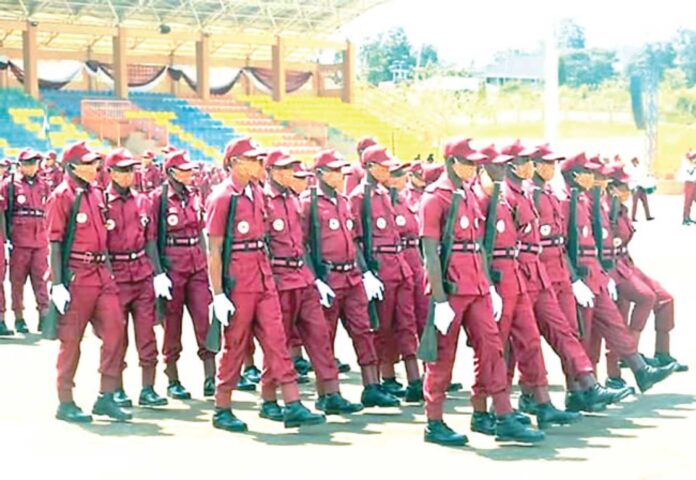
[559,49,617,87]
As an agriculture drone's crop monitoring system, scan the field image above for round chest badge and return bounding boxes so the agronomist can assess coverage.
[346,219,354,231]
[613,237,622,247]
[602,227,609,240]
[105,219,116,231]
[76,212,88,224]
[17,194,26,204]
[582,226,589,238]
[272,218,285,232]
[376,217,387,229]
[167,214,178,227]
[459,215,470,230]
[496,219,506,233]
[140,215,149,227]
[540,224,551,236]
[237,221,250,234]
[395,215,407,227]
[328,218,340,231]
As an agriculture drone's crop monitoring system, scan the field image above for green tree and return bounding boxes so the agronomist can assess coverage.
[559,49,617,87]
[676,29,696,86]
[558,18,586,49]
[359,27,439,85]
[627,42,676,80]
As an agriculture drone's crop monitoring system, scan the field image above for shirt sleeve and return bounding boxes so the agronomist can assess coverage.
[46,189,69,242]
[420,192,443,240]
[205,190,228,238]
[348,191,364,240]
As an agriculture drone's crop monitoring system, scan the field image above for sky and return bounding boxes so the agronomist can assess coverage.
[338,0,695,67]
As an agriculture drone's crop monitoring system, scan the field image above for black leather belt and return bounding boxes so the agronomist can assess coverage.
[70,251,108,264]
[540,235,565,247]
[373,244,403,254]
[109,249,146,262]
[324,260,355,272]
[14,208,45,218]
[517,242,542,255]
[271,256,304,268]
[450,240,481,253]
[492,246,519,259]
[402,237,419,249]
[230,239,265,252]
[166,236,198,247]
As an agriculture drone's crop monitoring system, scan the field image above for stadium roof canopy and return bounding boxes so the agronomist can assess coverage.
[0,0,385,65]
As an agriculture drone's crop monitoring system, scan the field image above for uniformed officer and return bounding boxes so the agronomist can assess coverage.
[0,175,11,337]
[349,146,423,402]
[3,148,51,334]
[151,150,215,400]
[261,148,362,417]
[104,148,169,408]
[343,137,377,196]
[41,150,64,191]
[559,153,676,392]
[46,141,131,423]
[135,150,163,194]
[301,149,401,408]
[419,137,544,446]
[206,138,325,432]
[597,164,688,387]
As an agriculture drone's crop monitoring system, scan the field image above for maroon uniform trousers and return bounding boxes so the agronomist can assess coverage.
[0,244,5,315]
[323,284,378,367]
[217,288,300,408]
[423,293,512,419]
[10,246,50,314]
[116,279,158,382]
[683,180,696,221]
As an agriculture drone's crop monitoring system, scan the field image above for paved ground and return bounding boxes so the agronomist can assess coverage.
[1,195,694,480]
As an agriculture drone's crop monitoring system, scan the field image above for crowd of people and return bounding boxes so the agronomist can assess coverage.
[0,135,687,447]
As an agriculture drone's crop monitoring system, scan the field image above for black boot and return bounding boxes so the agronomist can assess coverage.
[381,377,406,397]
[56,402,92,423]
[635,364,677,393]
[535,403,582,428]
[293,356,311,376]
[361,384,401,408]
[92,393,133,421]
[581,383,632,410]
[606,377,636,395]
[321,392,364,415]
[0,320,14,336]
[244,365,262,384]
[14,319,29,334]
[213,408,247,432]
[297,374,311,384]
[283,401,326,428]
[203,377,215,397]
[237,375,257,392]
[447,382,463,393]
[495,413,545,443]
[259,401,285,422]
[470,411,496,436]
[335,357,351,374]
[404,379,424,403]
[518,393,539,415]
[565,390,607,413]
[139,386,168,407]
[113,388,133,408]
[167,380,192,400]
[424,420,468,446]
[654,353,688,372]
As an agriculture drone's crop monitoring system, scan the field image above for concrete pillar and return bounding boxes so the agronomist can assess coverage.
[86,48,96,92]
[196,35,210,100]
[22,21,39,98]
[272,36,286,102]
[0,68,8,89]
[342,40,355,104]
[113,27,128,99]
[169,54,178,96]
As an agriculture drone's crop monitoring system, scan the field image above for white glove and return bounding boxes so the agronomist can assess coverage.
[4,241,11,258]
[362,271,385,301]
[314,279,336,308]
[153,273,173,300]
[607,278,618,301]
[50,284,71,315]
[489,286,503,321]
[212,293,236,327]
[434,301,456,335]
[572,279,595,308]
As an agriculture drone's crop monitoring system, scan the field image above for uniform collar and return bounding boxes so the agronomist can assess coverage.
[106,183,134,201]
[167,180,191,200]
[65,174,91,193]
[265,181,289,199]
[505,177,525,194]
[425,173,457,193]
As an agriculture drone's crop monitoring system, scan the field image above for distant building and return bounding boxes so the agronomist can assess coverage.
[483,51,544,85]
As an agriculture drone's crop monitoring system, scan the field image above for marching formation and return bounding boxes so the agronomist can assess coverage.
[0,135,687,447]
